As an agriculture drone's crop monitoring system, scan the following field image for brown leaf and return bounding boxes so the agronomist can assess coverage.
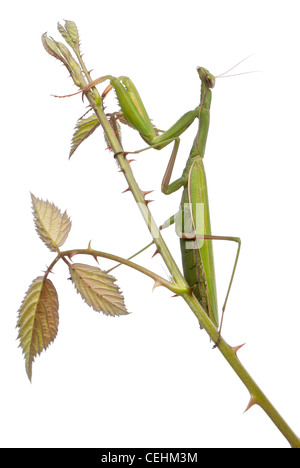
[31,194,72,252]
[69,263,128,316]
[69,114,100,158]
[17,277,59,381]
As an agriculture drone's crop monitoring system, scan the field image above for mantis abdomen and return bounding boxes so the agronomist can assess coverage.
[179,155,219,328]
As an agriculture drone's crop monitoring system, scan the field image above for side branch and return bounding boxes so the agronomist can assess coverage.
[47,248,187,296]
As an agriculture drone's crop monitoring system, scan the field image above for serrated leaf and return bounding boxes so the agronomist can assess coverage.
[54,41,85,88]
[17,277,59,381]
[41,34,74,80]
[31,194,72,252]
[70,114,100,158]
[42,33,68,66]
[69,263,128,316]
[57,21,80,51]
[65,20,80,45]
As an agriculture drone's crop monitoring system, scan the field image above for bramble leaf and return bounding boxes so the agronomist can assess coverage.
[31,194,72,252]
[70,114,100,158]
[17,277,59,381]
[69,263,128,316]
[57,20,80,51]
[42,33,69,67]
[42,32,85,89]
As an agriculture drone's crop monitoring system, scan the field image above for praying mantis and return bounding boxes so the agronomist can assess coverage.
[81,66,241,339]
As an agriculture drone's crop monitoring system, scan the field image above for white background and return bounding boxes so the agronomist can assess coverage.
[1,0,300,449]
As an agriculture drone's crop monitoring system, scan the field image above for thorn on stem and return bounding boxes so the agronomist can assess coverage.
[122,187,131,194]
[152,249,159,258]
[67,252,76,260]
[244,395,257,413]
[43,265,54,275]
[88,241,99,263]
[145,199,154,206]
[152,280,163,292]
[142,190,154,198]
[231,343,246,356]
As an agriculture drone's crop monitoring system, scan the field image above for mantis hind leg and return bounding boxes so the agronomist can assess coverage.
[186,233,241,346]
[211,235,241,348]
[105,241,155,274]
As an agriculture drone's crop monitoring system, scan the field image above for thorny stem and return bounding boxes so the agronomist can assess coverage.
[84,88,188,293]
[83,85,300,449]
[183,293,300,448]
[45,27,300,446]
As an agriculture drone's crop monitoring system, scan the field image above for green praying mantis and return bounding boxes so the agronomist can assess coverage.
[78,65,242,341]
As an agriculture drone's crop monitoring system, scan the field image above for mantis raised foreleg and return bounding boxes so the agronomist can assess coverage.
[82,74,201,161]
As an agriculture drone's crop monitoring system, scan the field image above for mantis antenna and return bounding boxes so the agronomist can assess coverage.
[215,54,260,79]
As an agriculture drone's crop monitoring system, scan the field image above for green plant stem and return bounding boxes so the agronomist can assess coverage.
[83,86,300,448]
[183,292,300,448]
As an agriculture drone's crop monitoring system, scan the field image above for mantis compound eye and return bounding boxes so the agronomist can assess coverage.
[197,67,215,88]
[206,75,215,88]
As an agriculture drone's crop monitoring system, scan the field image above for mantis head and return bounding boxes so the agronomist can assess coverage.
[197,67,215,89]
